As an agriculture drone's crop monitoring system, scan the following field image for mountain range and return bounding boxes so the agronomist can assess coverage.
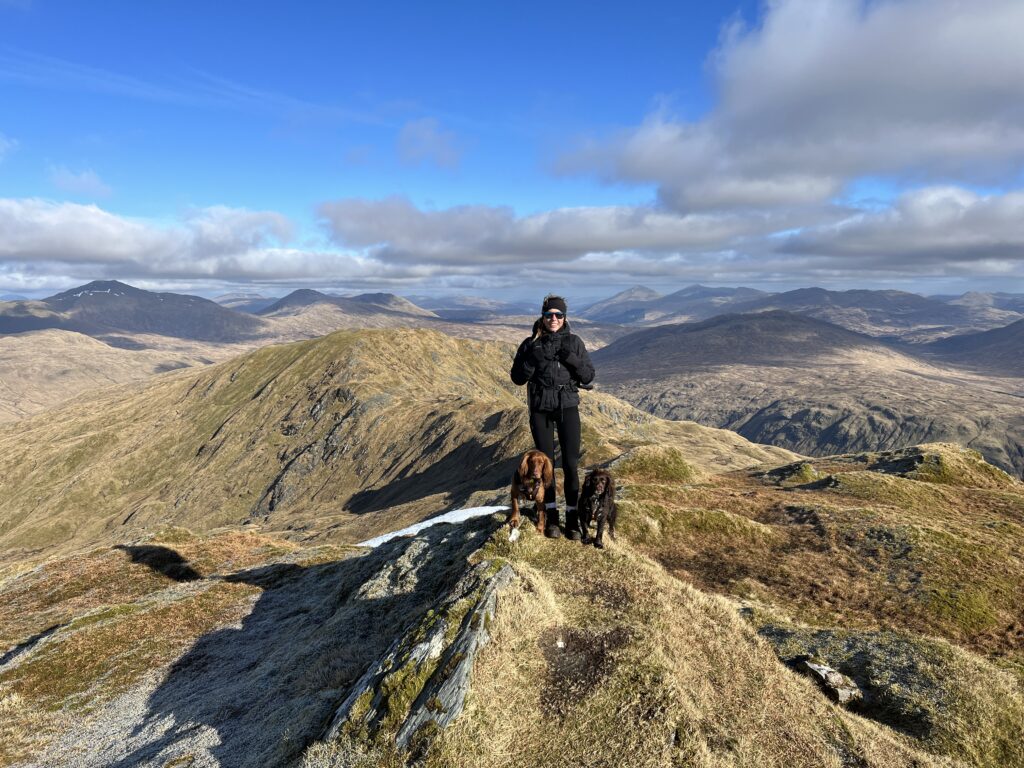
[594,311,1024,477]
[6,280,270,343]
[3,279,1024,477]
[582,284,1024,340]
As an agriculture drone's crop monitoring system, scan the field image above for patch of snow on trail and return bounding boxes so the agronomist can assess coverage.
[358,506,509,548]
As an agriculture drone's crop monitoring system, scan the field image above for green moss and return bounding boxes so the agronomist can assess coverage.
[615,446,696,484]
[151,527,195,545]
[377,654,439,734]
[426,696,445,714]
[162,754,196,768]
[339,689,376,742]
[442,597,474,646]
[67,604,139,630]
[923,587,999,635]
[764,461,820,486]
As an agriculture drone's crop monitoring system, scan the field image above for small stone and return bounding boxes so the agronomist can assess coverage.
[790,655,863,706]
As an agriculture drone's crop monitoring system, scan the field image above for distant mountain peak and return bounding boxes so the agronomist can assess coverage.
[611,285,661,301]
[47,280,142,302]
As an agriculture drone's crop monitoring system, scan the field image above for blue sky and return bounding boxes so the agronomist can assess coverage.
[2,0,1023,300]
[0,2,743,213]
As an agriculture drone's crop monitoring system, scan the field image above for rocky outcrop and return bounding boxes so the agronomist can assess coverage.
[10,517,504,768]
[322,559,516,756]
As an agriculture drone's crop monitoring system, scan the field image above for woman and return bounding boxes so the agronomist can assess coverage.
[510,295,595,539]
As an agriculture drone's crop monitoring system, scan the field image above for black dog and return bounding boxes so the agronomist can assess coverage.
[578,469,616,548]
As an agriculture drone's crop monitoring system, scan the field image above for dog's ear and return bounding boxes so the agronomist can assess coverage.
[603,473,616,501]
[542,456,554,488]
[518,454,530,480]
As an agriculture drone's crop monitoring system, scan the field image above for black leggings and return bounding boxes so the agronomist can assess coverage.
[529,406,581,507]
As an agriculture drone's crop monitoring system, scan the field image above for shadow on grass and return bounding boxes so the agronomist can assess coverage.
[346,439,518,515]
[113,545,203,582]
[93,516,500,768]
[0,623,66,670]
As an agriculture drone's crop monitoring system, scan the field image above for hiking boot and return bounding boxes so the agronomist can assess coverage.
[545,508,562,538]
[564,507,582,541]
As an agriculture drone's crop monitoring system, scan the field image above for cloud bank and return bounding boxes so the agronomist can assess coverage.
[560,0,1024,213]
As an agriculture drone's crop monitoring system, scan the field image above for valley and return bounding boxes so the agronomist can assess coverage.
[595,311,1024,477]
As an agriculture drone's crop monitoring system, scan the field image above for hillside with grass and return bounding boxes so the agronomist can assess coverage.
[0,329,214,424]
[0,284,634,426]
[0,328,791,560]
[2,327,1022,767]
[2,441,1022,767]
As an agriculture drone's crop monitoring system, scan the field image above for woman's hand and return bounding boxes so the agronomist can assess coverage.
[557,340,580,367]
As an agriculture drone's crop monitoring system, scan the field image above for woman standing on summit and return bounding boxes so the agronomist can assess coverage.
[510,295,595,539]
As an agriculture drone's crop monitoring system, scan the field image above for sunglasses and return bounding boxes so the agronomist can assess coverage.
[543,311,565,319]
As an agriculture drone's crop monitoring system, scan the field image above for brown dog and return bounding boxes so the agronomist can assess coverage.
[509,449,554,537]
[578,469,616,548]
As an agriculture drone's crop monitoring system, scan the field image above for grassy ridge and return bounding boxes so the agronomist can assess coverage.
[0,329,792,558]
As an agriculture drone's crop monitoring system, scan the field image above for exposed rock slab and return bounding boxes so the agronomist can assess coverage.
[320,558,517,756]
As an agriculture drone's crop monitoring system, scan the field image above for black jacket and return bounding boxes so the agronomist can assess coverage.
[510,320,595,412]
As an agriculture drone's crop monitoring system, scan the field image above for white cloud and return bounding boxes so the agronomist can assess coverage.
[48,165,113,198]
[782,186,1024,268]
[0,198,466,294]
[559,0,1024,212]
[0,199,294,276]
[397,118,462,170]
[316,195,826,265]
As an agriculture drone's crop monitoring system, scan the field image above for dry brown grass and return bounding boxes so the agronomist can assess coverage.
[0,527,315,762]
[415,523,953,768]
[614,444,1024,670]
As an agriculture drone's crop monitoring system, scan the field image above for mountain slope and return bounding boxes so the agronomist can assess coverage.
[946,291,1024,314]
[596,310,884,371]
[259,289,437,319]
[3,443,1021,767]
[40,280,269,342]
[0,329,792,557]
[925,318,1024,376]
[579,284,766,325]
[577,285,663,323]
[0,329,210,423]
[213,292,280,313]
[731,287,1022,340]
[594,312,1024,476]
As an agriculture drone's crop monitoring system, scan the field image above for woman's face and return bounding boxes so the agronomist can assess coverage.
[542,310,565,331]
